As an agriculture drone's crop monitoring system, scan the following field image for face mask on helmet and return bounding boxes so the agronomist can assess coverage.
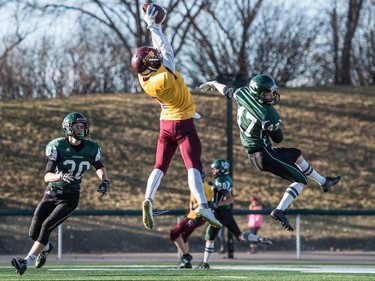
[211,159,230,177]
[62,112,89,140]
[249,74,280,105]
[131,46,163,76]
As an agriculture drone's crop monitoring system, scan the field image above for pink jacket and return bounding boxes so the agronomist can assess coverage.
[247,205,263,228]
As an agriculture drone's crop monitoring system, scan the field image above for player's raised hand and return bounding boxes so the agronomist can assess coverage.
[199,81,217,92]
[143,4,159,28]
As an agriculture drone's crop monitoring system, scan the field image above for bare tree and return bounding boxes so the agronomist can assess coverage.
[315,0,367,86]
[352,0,374,85]
[339,0,363,84]
[1,0,373,100]
[182,0,320,87]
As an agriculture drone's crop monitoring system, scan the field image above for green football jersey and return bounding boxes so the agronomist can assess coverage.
[213,175,233,210]
[45,137,102,190]
[234,86,281,153]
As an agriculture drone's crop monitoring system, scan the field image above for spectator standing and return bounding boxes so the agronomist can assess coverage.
[247,196,264,254]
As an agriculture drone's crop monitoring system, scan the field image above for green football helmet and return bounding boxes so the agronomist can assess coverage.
[249,74,280,105]
[62,112,89,139]
[211,159,230,177]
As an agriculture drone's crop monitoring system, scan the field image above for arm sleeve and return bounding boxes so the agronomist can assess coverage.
[269,128,283,143]
[45,159,57,174]
[149,26,175,73]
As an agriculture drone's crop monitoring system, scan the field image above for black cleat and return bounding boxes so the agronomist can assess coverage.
[177,253,193,269]
[11,258,27,275]
[35,242,54,268]
[258,237,273,245]
[178,261,192,269]
[321,176,340,192]
[270,209,294,231]
[197,262,210,269]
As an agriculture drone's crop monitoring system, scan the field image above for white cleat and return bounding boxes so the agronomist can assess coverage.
[196,207,222,228]
[142,199,154,229]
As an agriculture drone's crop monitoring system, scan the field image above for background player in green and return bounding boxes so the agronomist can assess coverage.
[199,75,340,231]
[197,159,272,269]
[11,112,110,276]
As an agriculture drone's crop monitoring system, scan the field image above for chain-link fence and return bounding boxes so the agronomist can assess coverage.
[1,210,374,258]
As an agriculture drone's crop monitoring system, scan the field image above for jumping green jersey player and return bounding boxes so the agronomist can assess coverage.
[199,74,340,232]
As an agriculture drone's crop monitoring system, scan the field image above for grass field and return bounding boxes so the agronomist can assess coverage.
[2,263,375,281]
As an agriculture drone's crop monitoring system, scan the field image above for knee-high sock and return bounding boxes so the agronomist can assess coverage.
[297,160,326,185]
[277,182,304,210]
[188,168,207,205]
[203,241,215,264]
[145,169,164,200]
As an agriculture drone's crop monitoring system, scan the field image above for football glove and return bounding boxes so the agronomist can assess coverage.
[143,4,159,28]
[59,172,75,183]
[199,81,217,92]
[97,180,109,197]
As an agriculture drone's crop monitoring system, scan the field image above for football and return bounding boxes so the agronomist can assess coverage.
[142,3,167,25]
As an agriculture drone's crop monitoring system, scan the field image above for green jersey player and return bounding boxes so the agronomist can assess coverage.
[11,112,110,275]
[199,75,340,232]
[197,159,272,269]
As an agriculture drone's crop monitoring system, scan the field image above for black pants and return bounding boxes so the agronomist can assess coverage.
[248,146,308,184]
[205,209,241,241]
[29,188,80,245]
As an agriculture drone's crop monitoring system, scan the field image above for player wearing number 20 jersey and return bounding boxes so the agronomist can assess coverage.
[45,137,102,191]
[11,112,109,276]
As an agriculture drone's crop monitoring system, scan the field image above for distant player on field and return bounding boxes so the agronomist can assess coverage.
[11,112,110,275]
[197,159,273,269]
[199,75,341,231]
[131,4,221,230]
[169,172,213,269]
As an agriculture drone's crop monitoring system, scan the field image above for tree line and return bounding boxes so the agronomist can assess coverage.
[0,0,373,100]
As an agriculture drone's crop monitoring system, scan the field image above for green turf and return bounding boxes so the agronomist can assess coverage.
[1,264,375,281]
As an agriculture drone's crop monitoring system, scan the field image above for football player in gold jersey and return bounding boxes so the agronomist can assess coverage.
[131,4,221,230]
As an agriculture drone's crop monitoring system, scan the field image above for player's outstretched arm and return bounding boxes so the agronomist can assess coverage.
[199,81,234,99]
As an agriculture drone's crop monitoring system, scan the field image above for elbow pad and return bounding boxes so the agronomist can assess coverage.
[223,85,235,99]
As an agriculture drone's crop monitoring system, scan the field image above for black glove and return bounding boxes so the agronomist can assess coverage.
[97,180,109,197]
[59,172,75,183]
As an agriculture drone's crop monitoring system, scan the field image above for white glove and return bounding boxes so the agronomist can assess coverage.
[143,4,159,28]
[199,81,217,92]
[193,112,201,119]
[59,172,75,183]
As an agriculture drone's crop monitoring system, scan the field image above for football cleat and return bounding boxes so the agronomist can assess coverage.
[181,253,193,262]
[258,237,273,245]
[197,262,210,269]
[142,199,154,229]
[11,258,27,275]
[177,261,192,269]
[196,207,222,228]
[35,242,54,269]
[270,209,294,231]
[177,253,193,269]
[321,176,340,192]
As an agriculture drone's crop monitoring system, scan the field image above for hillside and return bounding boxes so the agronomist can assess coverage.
[0,86,374,211]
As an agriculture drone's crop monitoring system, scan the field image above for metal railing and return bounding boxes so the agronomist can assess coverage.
[1,209,374,260]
